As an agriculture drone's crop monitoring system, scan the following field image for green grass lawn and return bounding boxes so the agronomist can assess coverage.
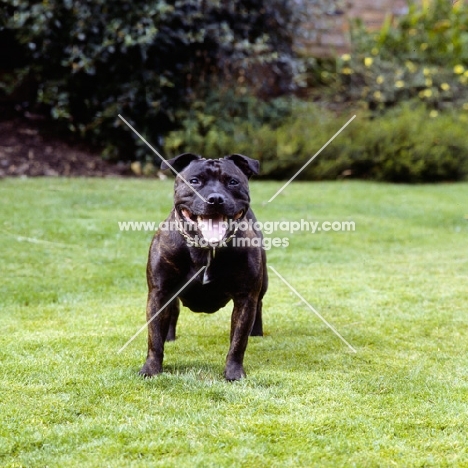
[1,177,467,467]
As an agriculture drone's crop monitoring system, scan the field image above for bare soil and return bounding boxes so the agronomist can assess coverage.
[0,118,131,178]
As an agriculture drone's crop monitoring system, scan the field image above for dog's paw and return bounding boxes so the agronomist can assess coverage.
[224,362,246,381]
[139,360,162,377]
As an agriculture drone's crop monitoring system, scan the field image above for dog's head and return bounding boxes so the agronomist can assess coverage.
[161,153,259,244]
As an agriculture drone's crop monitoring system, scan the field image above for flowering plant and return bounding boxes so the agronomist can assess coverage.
[335,0,468,117]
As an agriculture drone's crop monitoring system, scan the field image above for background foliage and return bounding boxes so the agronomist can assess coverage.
[1,0,299,159]
[2,0,468,182]
[165,0,468,182]
[165,101,468,182]
[335,0,468,111]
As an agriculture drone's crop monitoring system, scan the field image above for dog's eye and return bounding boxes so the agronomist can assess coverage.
[228,179,239,186]
[189,178,200,185]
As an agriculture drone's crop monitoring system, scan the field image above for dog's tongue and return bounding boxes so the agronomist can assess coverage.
[198,215,226,242]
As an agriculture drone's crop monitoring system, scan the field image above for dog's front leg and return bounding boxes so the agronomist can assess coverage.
[139,288,175,377]
[224,297,258,381]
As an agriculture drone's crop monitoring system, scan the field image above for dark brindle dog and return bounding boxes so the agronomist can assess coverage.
[139,153,267,380]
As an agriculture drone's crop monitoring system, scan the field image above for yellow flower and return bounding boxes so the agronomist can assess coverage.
[364,57,373,67]
[405,61,417,73]
[371,47,379,56]
[440,83,450,91]
[373,91,383,100]
[463,103,468,110]
[464,70,468,78]
[423,68,431,76]
[454,64,465,74]
[420,43,428,51]
[395,80,405,88]
[342,67,353,75]
[419,89,433,98]
[425,77,433,87]
[429,110,438,118]
[376,75,384,84]
[341,54,351,61]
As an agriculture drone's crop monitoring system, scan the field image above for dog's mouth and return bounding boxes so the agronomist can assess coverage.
[180,208,244,243]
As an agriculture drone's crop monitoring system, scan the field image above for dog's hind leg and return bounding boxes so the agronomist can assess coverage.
[165,299,180,342]
[250,300,263,336]
[250,259,267,337]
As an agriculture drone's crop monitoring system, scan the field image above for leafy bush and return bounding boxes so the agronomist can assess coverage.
[334,0,468,111]
[165,101,468,182]
[164,89,296,158]
[1,0,299,159]
[326,104,468,182]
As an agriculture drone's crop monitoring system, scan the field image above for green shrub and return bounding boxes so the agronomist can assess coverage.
[335,0,468,111]
[1,0,299,159]
[324,104,468,182]
[164,101,468,182]
[164,89,296,157]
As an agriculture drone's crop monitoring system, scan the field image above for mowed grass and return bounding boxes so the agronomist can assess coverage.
[0,177,467,467]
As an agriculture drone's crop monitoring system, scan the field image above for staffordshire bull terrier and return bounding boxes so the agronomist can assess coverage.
[139,153,267,381]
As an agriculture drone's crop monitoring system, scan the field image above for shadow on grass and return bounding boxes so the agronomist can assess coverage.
[121,320,363,385]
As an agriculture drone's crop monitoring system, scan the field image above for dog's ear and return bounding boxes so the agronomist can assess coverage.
[161,153,201,174]
[224,154,260,179]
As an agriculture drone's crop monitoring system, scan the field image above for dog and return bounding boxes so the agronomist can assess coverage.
[139,153,267,381]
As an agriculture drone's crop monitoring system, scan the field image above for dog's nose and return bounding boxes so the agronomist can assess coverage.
[207,193,225,205]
